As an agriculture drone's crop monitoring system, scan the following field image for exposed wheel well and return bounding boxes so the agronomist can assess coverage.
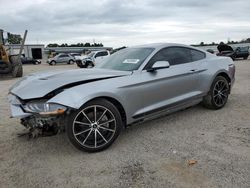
[216,72,231,92]
[217,72,231,84]
[88,97,127,127]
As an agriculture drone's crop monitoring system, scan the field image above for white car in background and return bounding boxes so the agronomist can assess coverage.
[47,53,75,65]
[75,50,110,68]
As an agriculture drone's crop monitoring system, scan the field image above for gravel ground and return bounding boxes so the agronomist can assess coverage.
[0,61,250,188]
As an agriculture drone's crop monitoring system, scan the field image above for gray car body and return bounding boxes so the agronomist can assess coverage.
[47,53,75,64]
[9,43,235,124]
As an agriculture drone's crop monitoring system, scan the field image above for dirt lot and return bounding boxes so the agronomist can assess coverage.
[0,61,250,188]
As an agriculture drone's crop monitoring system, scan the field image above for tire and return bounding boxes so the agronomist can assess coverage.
[202,76,230,109]
[69,60,74,64]
[66,99,123,152]
[86,61,94,68]
[10,56,23,77]
[50,61,56,65]
[243,56,248,60]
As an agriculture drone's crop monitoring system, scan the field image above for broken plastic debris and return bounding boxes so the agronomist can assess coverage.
[188,160,197,166]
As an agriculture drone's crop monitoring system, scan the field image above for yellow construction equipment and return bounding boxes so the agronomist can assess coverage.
[0,30,27,78]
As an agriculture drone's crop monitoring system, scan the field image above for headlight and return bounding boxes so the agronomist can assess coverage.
[23,101,67,115]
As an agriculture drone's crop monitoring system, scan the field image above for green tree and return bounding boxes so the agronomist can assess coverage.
[47,43,59,47]
[7,32,22,44]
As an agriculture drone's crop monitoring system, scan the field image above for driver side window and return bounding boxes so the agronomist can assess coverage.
[145,47,192,69]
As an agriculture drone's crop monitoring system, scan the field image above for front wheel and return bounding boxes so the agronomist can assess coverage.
[66,99,123,152]
[202,76,230,109]
[50,61,56,65]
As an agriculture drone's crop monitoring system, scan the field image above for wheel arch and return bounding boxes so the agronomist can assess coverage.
[207,71,232,95]
[216,72,231,84]
[85,96,127,127]
[50,60,56,64]
[215,72,232,93]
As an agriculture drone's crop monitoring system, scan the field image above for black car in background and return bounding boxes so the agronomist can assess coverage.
[217,44,249,60]
[234,46,249,60]
[21,56,41,65]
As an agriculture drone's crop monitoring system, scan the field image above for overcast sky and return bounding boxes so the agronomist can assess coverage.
[0,0,250,47]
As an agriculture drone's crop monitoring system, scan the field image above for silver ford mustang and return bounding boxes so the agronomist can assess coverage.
[8,43,235,152]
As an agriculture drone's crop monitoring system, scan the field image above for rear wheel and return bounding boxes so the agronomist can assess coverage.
[243,56,248,60]
[86,61,94,68]
[202,76,230,109]
[69,60,74,64]
[66,99,122,152]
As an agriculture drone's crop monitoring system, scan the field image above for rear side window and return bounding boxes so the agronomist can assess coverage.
[190,49,205,61]
[95,51,108,57]
[146,47,192,68]
[101,51,108,56]
[59,54,68,58]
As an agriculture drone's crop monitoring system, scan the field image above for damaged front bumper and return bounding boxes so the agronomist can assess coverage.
[8,94,70,137]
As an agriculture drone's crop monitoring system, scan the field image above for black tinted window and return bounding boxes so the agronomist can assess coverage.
[59,54,68,58]
[190,49,205,61]
[146,47,191,68]
[101,51,108,56]
[96,51,108,57]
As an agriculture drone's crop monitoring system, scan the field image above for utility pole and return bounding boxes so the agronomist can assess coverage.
[18,30,28,57]
[0,29,4,45]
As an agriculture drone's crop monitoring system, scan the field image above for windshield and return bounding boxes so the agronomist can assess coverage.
[88,52,95,58]
[96,48,154,71]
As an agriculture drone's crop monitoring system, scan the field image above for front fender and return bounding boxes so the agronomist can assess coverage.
[48,86,126,111]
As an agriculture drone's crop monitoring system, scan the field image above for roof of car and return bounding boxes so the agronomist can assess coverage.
[132,43,195,49]
[131,43,210,55]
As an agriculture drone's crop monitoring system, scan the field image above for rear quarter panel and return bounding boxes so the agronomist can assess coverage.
[199,55,234,94]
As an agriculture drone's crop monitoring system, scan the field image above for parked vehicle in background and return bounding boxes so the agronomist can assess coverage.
[217,44,249,60]
[76,50,110,68]
[70,53,81,59]
[21,56,41,65]
[234,46,249,60]
[217,44,235,60]
[111,46,127,54]
[47,53,75,65]
[8,43,235,152]
[206,49,215,54]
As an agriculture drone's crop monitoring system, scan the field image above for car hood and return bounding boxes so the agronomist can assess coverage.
[10,68,132,100]
[217,44,234,52]
[75,55,88,60]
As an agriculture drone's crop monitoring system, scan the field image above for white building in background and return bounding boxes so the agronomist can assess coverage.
[4,44,113,60]
[5,44,45,59]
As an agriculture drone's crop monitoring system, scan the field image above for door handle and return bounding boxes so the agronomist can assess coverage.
[190,69,198,72]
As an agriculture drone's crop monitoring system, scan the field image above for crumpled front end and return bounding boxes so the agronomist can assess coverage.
[8,94,72,138]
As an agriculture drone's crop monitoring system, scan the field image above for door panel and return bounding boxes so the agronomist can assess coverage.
[121,63,200,119]
[57,56,64,63]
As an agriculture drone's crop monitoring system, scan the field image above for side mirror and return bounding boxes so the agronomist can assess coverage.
[147,61,170,72]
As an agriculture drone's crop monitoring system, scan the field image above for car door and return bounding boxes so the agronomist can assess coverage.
[189,48,207,92]
[126,47,201,119]
[95,51,108,64]
[61,54,69,63]
[57,55,65,63]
